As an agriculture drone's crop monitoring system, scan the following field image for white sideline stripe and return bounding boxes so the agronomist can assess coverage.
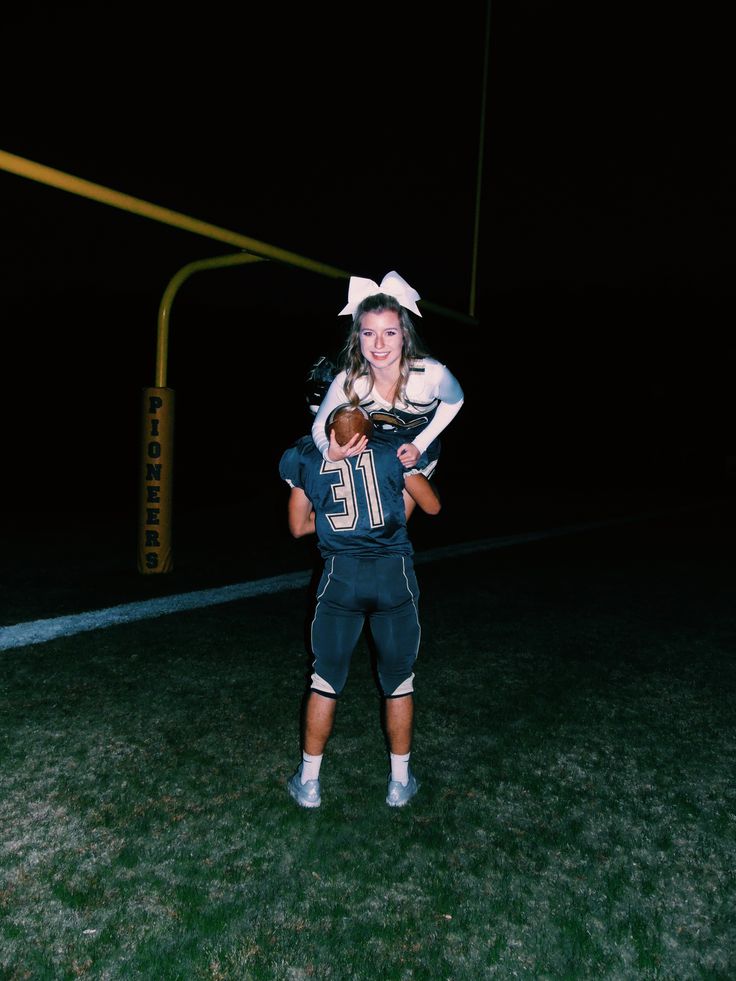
[0,571,310,653]
[0,504,701,653]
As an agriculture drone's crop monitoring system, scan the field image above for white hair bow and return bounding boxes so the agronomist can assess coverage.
[338,270,422,317]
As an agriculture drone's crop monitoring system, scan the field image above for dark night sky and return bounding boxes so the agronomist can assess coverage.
[2,2,734,517]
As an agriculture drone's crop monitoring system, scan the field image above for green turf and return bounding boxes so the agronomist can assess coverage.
[1,508,734,979]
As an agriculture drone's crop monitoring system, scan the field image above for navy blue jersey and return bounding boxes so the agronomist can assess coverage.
[279,432,419,560]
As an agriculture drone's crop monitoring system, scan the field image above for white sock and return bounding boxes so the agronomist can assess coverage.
[301,752,323,783]
[390,752,411,785]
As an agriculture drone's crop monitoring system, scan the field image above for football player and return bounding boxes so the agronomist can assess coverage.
[280,406,441,809]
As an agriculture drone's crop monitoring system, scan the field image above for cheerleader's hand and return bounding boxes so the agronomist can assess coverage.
[397,443,420,468]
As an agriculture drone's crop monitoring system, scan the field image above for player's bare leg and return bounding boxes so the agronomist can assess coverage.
[385,693,413,755]
[303,691,337,755]
[288,691,336,808]
[385,694,419,806]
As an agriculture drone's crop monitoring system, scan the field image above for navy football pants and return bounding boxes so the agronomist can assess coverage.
[309,554,420,698]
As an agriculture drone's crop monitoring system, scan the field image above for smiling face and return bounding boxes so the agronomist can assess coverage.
[358,309,404,374]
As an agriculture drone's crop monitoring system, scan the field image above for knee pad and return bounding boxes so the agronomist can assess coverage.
[310,670,341,697]
[382,672,415,698]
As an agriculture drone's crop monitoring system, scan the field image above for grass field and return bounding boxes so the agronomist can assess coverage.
[1,497,734,979]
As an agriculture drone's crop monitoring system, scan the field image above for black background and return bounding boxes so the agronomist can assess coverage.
[2,2,733,525]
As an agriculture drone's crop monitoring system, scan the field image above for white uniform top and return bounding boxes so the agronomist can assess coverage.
[311,357,464,462]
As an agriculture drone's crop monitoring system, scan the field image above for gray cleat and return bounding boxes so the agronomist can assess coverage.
[386,770,419,807]
[288,763,321,809]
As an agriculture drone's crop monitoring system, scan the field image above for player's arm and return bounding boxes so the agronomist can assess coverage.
[402,489,417,521]
[404,472,441,517]
[287,486,316,538]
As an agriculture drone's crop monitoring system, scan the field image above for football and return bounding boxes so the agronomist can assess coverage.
[326,404,372,446]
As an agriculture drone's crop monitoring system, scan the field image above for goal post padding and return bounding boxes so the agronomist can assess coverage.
[138,387,175,574]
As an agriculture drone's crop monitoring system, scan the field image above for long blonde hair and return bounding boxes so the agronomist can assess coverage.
[338,294,429,407]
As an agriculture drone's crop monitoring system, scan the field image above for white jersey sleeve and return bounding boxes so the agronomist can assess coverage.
[409,362,464,455]
[311,371,349,460]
